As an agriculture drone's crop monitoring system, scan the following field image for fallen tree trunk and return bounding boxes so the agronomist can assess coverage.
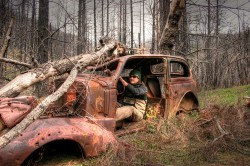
[0,37,117,97]
[0,37,117,149]
[0,65,80,149]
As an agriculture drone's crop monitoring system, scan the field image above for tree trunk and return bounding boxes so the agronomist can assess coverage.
[37,0,49,97]
[0,18,13,58]
[206,0,212,86]
[82,0,86,53]
[123,0,126,45]
[101,0,104,36]
[119,0,122,42]
[77,0,83,54]
[142,0,145,50]
[0,18,13,80]
[157,0,170,51]
[94,0,97,48]
[106,0,109,35]
[158,0,186,53]
[38,0,49,64]
[0,0,7,38]
[151,0,156,54]
[130,0,133,49]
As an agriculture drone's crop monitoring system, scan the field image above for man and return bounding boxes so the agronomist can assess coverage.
[116,69,147,122]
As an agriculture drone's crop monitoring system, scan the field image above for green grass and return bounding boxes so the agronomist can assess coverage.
[198,84,250,108]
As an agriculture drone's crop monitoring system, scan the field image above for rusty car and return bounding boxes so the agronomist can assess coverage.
[0,54,198,165]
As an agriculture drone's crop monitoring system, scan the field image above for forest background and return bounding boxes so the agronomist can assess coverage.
[0,0,249,89]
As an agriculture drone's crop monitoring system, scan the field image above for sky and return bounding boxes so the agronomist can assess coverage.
[48,0,250,47]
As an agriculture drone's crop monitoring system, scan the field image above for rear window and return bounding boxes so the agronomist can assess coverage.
[151,63,164,74]
[170,61,190,78]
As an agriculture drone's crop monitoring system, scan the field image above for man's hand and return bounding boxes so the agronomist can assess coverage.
[119,76,128,87]
[104,69,112,76]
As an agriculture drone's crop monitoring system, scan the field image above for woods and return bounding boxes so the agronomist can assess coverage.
[0,0,250,163]
[0,0,249,90]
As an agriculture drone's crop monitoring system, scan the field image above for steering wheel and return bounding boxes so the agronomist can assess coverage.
[117,80,125,95]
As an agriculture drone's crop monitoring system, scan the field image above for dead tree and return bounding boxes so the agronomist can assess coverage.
[158,0,186,53]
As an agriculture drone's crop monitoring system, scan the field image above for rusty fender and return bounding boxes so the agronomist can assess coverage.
[0,118,117,166]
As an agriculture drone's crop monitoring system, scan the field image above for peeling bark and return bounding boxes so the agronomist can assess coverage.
[158,0,185,53]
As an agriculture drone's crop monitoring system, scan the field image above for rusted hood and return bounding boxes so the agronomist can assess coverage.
[0,117,117,166]
[0,96,37,130]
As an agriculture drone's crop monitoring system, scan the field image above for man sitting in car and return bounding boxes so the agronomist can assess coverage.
[116,69,147,122]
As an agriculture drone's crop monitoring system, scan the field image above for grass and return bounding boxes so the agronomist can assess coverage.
[198,84,250,108]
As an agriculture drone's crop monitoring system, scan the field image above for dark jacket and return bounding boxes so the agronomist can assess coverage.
[124,83,147,100]
[119,83,147,106]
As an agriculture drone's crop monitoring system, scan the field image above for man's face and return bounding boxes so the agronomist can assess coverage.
[129,75,139,84]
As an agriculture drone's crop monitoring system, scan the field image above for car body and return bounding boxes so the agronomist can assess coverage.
[0,54,198,165]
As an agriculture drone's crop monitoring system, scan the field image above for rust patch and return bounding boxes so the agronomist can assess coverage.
[95,96,104,113]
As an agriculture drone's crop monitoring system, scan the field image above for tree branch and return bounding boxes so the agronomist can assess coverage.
[0,57,32,68]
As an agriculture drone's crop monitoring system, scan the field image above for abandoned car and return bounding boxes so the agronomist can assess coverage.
[0,54,198,165]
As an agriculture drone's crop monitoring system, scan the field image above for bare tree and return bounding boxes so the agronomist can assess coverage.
[130,0,133,49]
[94,0,97,47]
[101,0,104,36]
[38,0,49,64]
[151,0,156,53]
[106,0,109,35]
[157,0,170,51]
[123,0,127,45]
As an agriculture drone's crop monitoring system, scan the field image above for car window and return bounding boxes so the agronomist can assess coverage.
[85,60,119,76]
[151,63,164,74]
[170,61,190,78]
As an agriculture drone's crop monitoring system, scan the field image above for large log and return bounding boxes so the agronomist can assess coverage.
[0,37,117,97]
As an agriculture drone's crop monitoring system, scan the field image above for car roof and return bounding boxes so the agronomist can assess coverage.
[114,54,186,61]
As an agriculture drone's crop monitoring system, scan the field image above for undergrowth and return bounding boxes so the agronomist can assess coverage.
[110,105,250,166]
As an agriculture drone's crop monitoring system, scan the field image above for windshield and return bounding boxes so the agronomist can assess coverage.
[85,60,119,77]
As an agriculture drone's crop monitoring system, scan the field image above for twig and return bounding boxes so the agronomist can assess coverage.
[0,58,32,68]
[212,118,230,143]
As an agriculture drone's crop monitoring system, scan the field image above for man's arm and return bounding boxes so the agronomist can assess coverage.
[126,84,147,95]
[119,77,147,95]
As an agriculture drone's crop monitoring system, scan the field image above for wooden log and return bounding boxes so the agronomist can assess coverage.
[0,37,117,97]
